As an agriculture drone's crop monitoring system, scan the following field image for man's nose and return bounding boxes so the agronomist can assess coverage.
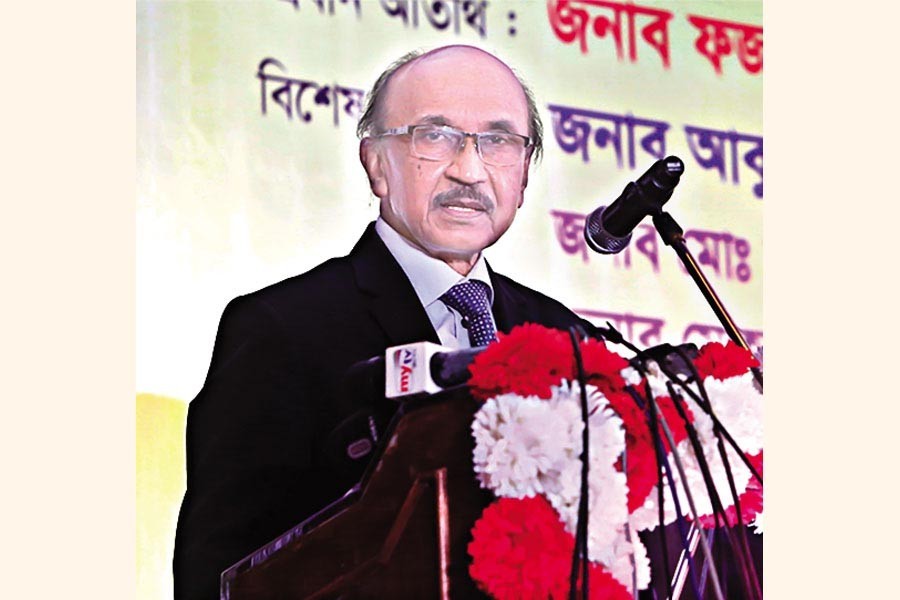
[444,136,488,184]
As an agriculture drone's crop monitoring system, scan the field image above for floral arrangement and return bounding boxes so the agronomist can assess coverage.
[465,324,763,599]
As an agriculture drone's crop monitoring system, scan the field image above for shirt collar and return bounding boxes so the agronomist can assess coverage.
[375,217,494,308]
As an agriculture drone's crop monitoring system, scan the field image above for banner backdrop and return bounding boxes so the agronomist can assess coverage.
[137,1,761,597]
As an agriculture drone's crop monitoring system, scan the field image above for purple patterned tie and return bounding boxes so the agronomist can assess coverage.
[439,280,498,347]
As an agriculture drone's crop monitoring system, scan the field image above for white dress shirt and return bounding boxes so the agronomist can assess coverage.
[374,217,497,349]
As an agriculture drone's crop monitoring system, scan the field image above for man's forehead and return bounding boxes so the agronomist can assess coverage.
[381,46,529,131]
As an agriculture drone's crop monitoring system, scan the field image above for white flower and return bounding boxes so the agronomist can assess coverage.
[604,530,651,590]
[471,392,582,498]
[628,480,677,532]
[750,509,764,534]
[541,384,638,580]
[621,366,642,387]
[677,439,753,521]
[702,372,763,455]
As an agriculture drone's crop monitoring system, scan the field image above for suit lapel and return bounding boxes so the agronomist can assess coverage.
[349,223,441,346]
[488,263,528,334]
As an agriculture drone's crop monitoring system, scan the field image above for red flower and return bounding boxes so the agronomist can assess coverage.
[469,496,575,599]
[606,389,694,512]
[468,324,635,401]
[468,324,575,400]
[468,496,631,600]
[655,395,693,453]
[580,338,629,394]
[694,341,759,381]
[617,444,658,514]
[693,451,764,528]
[581,564,633,600]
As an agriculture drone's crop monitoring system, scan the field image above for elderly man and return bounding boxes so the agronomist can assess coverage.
[173,45,598,599]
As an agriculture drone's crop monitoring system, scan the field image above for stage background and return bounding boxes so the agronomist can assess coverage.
[136,1,762,598]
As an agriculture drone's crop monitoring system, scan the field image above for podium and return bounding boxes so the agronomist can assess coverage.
[221,387,492,599]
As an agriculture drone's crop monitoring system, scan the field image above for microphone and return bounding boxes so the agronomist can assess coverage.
[385,342,485,398]
[584,155,684,254]
[325,343,484,468]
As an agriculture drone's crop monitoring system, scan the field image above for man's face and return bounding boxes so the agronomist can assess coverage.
[361,47,532,273]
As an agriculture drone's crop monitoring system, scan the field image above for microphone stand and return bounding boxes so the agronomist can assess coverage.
[651,211,763,387]
[651,210,762,600]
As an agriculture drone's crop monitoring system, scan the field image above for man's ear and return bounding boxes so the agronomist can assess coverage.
[518,149,533,206]
[360,138,388,199]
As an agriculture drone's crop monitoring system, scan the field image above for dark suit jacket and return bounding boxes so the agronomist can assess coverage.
[173,223,598,599]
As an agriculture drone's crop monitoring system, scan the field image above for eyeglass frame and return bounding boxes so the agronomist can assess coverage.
[374,124,534,167]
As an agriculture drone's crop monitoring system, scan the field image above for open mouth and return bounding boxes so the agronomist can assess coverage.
[441,202,485,212]
[438,202,490,218]
[433,188,494,216]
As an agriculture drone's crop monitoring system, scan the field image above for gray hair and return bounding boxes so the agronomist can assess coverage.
[356,48,544,162]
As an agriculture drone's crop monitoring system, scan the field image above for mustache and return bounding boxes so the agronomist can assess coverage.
[432,187,495,212]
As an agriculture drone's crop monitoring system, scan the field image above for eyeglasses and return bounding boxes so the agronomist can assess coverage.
[376,124,532,167]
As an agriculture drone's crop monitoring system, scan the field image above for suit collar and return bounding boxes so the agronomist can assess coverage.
[349,223,441,346]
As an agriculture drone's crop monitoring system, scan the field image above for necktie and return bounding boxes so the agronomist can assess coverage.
[440,280,498,347]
